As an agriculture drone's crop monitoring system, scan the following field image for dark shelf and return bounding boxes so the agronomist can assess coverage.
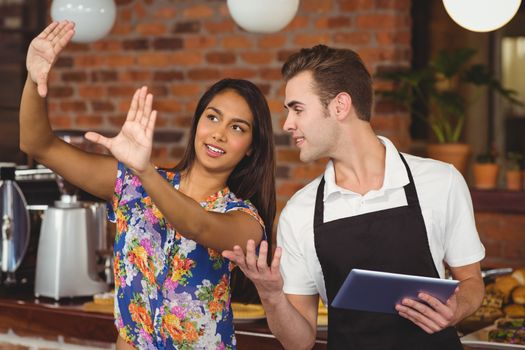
[471,188,525,214]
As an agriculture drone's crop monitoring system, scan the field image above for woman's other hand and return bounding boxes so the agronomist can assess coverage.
[85,86,158,175]
[26,21,75,98]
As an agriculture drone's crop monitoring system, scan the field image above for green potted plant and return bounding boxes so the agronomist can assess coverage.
[377,48,523,176]
[505,152,523,191]
[473,148,499,190]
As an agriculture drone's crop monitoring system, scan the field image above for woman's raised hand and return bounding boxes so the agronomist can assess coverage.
[85,87,158,175]
[27,21,75,98]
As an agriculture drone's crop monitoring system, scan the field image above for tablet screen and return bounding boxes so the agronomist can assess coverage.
[331,269,459,314]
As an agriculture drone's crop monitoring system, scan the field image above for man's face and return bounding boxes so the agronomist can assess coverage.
[283,71,337,162]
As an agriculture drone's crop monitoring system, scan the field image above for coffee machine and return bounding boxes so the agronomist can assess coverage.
[0,163,30,286]
[34,175,109,300]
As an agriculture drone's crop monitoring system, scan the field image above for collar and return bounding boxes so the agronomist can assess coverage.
[323,136,410,200]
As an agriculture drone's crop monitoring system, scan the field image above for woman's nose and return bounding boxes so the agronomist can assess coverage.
[212,127,227,142]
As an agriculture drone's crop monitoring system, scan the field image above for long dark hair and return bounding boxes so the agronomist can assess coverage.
[174,78,276,246]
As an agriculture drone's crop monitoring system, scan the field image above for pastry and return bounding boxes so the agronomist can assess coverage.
[512,268,525,285]
[513,286,525,305]
[494,275,520,302]
[504,304,525,318]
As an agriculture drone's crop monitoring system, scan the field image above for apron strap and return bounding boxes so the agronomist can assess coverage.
[313,153,420,228]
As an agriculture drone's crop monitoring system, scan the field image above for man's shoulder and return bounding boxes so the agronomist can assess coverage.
[402,152,457,181]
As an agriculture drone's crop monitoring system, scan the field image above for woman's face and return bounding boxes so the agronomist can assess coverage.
[194,89,254,175]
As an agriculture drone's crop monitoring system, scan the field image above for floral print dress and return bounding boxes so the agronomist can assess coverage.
[107,163,264,349]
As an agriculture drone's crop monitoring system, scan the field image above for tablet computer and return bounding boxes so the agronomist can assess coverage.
[331,269,459,314]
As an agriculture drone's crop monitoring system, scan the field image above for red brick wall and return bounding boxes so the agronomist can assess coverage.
[45,0,413,215]
[476,212,525,269]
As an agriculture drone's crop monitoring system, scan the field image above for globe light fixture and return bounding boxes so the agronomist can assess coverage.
[443,0,522,32]
[51,0,116,43]
[227,0,300,34]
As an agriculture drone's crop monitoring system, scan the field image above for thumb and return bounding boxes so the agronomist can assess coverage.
[37,73,48,98]
[85,131,111,149]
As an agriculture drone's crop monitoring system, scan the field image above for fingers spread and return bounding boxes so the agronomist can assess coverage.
[146,110,157,138]
[39,22,58,39]
[256,241,269,273]
[245,239,257,271]
[126,89,140,122]
[270,246,282,274]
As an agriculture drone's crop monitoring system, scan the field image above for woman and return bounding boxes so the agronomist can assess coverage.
[20,21,276,349]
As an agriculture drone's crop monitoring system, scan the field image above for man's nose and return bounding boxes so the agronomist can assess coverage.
[282,111,295,132]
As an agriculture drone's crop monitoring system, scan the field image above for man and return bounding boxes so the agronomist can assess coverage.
[223,45,485,350]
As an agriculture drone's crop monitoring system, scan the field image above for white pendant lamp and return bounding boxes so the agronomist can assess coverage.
[443,0,522,32]
[227,0,300,34]
[51,0,116,43]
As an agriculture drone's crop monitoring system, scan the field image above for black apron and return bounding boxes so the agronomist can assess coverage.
[313,154,462,350]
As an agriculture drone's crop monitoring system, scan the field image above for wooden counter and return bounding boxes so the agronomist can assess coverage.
[0,286,327,349]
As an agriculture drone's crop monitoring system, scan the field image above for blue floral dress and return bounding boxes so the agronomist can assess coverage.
[107,162,264,349]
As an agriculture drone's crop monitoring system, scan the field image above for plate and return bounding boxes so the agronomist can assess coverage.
[461,324,525,349]
[231,303,265,322]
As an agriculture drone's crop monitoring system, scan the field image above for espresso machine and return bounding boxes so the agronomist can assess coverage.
[34,175,109,300]
[0,163,30,286]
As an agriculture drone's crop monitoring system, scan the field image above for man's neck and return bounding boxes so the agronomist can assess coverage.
[331,126,386,195]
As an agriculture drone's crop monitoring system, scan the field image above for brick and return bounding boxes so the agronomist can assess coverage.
[149,85,169,97]
[119,70,152,82]
[155,6,178,20]
[274,134,290,146]
[123,38,149,50]
[153,71,184,81]
[205,20,235,33]
[54,56,74,68]
[257,34,287,49]
[293,34,330,47]
[286,16,309,30]
[108,86,136,97]
[108,115,126,127]
[169,52,204,66]
[260,68,281,81]
[91,70,118,82]
[377,31,411,46]
[221,69,257,79]
[277,149,301,163]
[171,146,186,159]
[76,114,104,127]
[277,49,296,63]
[62,71,87,82]
[277,180,306,197]
[60,101,86,112]
[173,21,200,33]
[339,0,375,12]
[222,36,252,49]
[136,53,173,67]
[92,101,115,112]
[356,14,409,29]
[293,164,325,179]
[154,99,183,113]
[79,86,106,99]
[187,68,221,81]
[315,16,352,29]
[137,23,168,36]
[48,86,74,98]
[276,165,290,179]
[75,55,104,68]
[333,32,371,46]
[105,55,135,67]
[206,52,236,64]
[171,84,202,97]
[184,36,217,49]
[153,37,183,50]
[172,116,193,128]
[92,40,122,51]
[0,342,29,350]
[184,4,214,19]
[302,0,333,12]
[241,52,274,65]
[111,22,132,35]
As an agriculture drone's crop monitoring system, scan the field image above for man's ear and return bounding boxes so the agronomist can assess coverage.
[330,92,352,121]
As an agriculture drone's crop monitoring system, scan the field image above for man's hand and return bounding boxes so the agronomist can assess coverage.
[27,21,75,98]
[395,287,459,334]
[222,240,284,303]
[85,86,157,175]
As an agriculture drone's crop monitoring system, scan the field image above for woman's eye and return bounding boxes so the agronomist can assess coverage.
[232,124,245,133]
[207,114,218,122]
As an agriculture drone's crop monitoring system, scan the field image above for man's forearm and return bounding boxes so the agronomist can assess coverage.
[261,292,317,350]
[453,277,484,324]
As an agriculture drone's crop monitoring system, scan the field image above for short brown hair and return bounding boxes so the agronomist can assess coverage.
[281,45,373,121]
